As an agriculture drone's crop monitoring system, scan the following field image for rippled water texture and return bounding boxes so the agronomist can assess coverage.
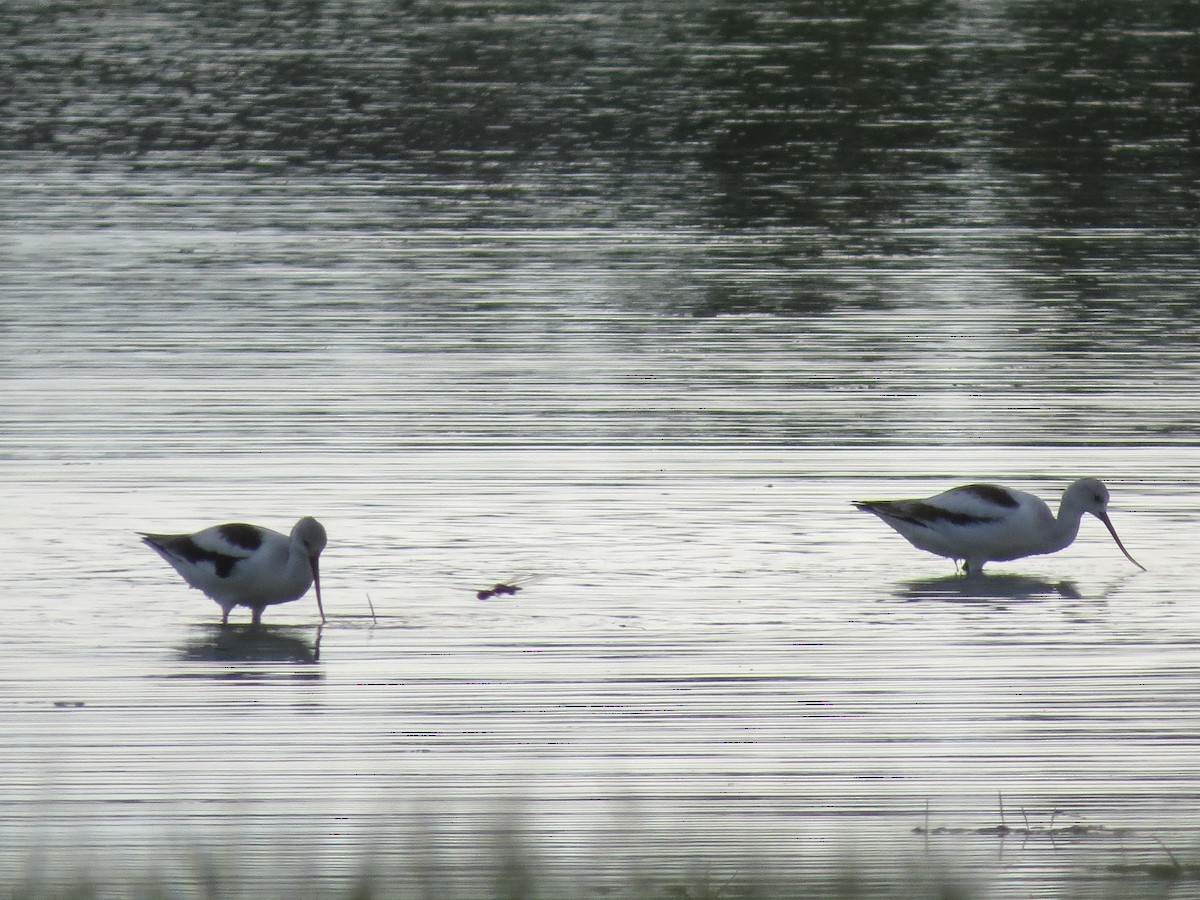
[2,1,1200,897]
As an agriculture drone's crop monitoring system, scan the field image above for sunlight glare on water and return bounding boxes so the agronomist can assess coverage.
[4,198,1200,895]
[3,0,1200,896]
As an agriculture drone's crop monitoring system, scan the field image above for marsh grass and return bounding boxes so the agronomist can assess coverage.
[8,854,1192,900]
[5,814,1191,900]
[5,836,981,900]
[5,868,980,900]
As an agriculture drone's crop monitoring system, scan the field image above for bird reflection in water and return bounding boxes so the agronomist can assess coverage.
[896,573,1083,603]
[179,624,322,664]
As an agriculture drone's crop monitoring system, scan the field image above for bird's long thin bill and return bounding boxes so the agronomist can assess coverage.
[312,556,326,622]
[1098,512,1146,571]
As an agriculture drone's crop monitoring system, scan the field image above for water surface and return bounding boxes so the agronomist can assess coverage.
[2,2,1200,897]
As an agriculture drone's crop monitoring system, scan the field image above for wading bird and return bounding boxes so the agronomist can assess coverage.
[853,478,1144,576]
[141,517,327,625]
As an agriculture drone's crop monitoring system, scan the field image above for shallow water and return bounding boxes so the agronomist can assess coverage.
[5,190,1199,896]
[4,2,1200,897]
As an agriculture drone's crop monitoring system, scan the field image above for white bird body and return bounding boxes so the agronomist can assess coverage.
[853,479,1143,576]
[142,517,326,625]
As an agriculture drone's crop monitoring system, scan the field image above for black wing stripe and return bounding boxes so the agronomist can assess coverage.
[959,484,1020,508]
[142,535,242,579]
[217,523,264,550]
[857,501,1001,529]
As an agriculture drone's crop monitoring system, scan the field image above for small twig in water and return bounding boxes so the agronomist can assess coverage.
[998,792,1007,828]
[1154,837,1183,873]
[712,867,740,899]
[366,593,378,625]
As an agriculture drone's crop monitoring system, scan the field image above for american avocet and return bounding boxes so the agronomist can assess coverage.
[853,478,1144,576]
[141,517,326,625]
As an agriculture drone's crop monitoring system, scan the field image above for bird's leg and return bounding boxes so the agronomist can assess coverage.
[962,559,984,578]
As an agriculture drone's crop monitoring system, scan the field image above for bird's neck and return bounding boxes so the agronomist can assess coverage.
[286,538,312,577]
[1052,499,1086,549]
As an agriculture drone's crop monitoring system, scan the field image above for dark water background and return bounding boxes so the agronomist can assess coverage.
[3,2,1200,897]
